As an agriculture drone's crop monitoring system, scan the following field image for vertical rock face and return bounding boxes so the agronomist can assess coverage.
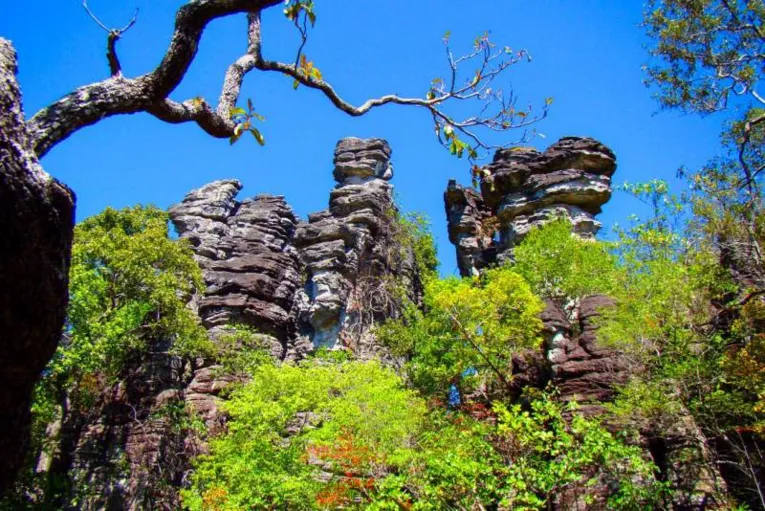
[169,137,415,357]
[541,296,629,416]
[60,338,187,510]
[445,136,616,276]
[169,180,304,359]
[295,138,414,354]
[0,39,75,493]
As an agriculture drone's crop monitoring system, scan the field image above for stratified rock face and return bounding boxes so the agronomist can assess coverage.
[61,338,188,510]
[445,136,616,276]
[169,180,303,358]
[541,296,629,416]
[169,138,414,358]
[295,138,414,354]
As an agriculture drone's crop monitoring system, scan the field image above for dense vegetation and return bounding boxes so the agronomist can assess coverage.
[3,1,765,509]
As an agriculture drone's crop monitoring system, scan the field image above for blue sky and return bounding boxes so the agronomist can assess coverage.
[1,1,727,275]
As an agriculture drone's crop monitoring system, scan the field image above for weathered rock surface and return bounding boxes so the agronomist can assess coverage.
[541,296,630,415]
[59,339,187,510]
[169,180,303,358]
[445,136,616,276]
[171,137,418,357]
[0,38,75,494]
[295,137,418,355]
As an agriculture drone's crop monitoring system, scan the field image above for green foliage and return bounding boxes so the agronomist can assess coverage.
[56,205,209,387]
[1,205,209,507]
[211,324,274,379]
[379,266,543,400]
[643,0,765,116]
[494,396,663,510]
[182,353,662,510]
[395,212,439,285]
[512,217,619,306]
[229,98,265,146]
[181,359,426,510]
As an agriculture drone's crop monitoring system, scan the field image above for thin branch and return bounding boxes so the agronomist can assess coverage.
[83,1,139,76]
[28,0,544,160]
[82,0,111,33]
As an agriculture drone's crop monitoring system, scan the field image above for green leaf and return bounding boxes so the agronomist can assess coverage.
[250,128,265,146]
[229,107,247,118]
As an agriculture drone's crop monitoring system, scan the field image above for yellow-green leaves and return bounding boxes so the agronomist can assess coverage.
[229,98,265,146]
[439,122,478,160]
[379,266,543,400]
[283,0,316,26]
[55,206,208,393]
[512,218,619,306]
[292,54,323,90]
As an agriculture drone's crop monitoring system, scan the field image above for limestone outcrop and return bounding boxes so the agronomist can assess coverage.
[445,136,616,276]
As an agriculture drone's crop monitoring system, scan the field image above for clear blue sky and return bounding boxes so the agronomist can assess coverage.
[1,1,727,275]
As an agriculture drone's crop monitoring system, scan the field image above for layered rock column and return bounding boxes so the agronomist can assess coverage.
[444,136,625,411]
[171,137,417,357]
[445,136,616,276]
[295,137,414,354]
[169,180,304,359]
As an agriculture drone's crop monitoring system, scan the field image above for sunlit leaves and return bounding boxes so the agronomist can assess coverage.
[379,266,543,400]
[181,359,426,510]
[229,98,265,146]
[292,54,323,90]
[283,0,316,26]
[47,205,208,405]
[511,218,620,308]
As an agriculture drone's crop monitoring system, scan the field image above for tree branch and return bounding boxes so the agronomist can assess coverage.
[28,0,280,157]
[83,1,139,77]
[27,0,545,161]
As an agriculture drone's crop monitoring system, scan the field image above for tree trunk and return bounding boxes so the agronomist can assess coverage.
[0,38,75,494]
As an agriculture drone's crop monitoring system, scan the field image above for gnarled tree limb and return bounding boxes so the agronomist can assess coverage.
[27,0,280,157]
[27,0,544,162]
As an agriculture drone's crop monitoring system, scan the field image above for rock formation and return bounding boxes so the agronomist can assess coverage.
[170,137,418,358]
[24,138,420,508]
[445,137,729,508]
[445,136,616,276]
[0,39,75,493]
[169,180,303,359]
[295,137,417,356]
[445,136,626,413]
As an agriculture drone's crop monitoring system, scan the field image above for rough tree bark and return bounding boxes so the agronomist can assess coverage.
[0,39,75,494]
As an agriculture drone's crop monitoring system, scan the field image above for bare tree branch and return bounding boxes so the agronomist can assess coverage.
[83,1,139,76]
[28,0,281,157]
